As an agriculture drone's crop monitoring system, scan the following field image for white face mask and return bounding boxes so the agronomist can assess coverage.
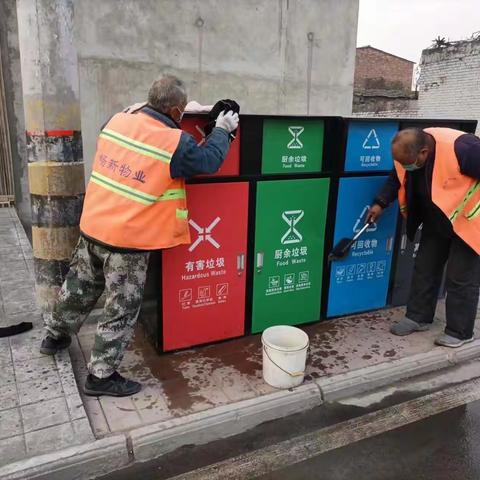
[174,107,184,123]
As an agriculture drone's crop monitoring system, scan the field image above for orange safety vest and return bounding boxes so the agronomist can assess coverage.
[80,112,191,250]
[394,127,480,254]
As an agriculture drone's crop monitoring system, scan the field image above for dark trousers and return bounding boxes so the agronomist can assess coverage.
[406,228,480,340]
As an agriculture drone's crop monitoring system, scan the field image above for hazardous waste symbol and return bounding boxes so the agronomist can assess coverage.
[362,129,380,150]
[188,217,221,252]
[353,206,377,233]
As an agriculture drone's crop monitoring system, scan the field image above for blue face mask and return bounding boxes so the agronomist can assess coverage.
[403,163,420,172]
[403,159,422,172]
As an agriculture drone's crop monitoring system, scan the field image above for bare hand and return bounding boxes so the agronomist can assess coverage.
[366,204,384,224]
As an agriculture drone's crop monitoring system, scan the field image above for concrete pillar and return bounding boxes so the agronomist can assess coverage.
[16,0,85,312]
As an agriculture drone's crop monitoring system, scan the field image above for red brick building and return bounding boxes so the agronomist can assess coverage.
[355,45,415,92]
[353,46,416,113]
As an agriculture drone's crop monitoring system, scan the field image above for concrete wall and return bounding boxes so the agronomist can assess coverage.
[75,0,359,178]
[0,0,31,231]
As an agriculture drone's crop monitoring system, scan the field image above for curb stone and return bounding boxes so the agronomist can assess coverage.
[316,341,480,401]
[0,435,129,480]
[130,383,322,462]
[316,349,449,401]
[448,338,480,363]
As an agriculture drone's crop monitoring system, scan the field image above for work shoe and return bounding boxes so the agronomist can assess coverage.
[40,335,71,355]
[434,334,474,348]
[390,318,430,336]
[84,371,142,397]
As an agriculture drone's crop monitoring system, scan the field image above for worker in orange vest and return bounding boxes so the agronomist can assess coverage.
[368,127,480,347]
[39,75,239,397]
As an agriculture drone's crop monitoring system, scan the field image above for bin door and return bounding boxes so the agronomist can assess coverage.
[327,176,398,317]
[162,182,248,350]
[344,121,398,172]
[251,178,329,333]
[181,116,240,176]
[261,119,324,174]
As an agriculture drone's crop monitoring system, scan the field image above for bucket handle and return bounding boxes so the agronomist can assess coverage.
[263,345,307,377]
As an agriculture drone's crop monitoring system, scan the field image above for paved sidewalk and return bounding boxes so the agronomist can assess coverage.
[73,302,480,438]
[0,208,93,467]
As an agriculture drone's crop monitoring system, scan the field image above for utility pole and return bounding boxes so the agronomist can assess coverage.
[16,0,85,312]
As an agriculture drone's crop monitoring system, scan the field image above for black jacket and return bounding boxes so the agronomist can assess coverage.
[374,133,480,240]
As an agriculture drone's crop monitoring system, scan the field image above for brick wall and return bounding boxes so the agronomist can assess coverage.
[354,39,480,135]
[354,46,414,93]
[352,93,417,114]
[413,39,480,133]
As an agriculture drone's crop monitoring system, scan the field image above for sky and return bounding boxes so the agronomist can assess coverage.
[357,0,480,63]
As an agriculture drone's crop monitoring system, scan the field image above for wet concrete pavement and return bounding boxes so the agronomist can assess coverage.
[98,359,480,480]
[73,303,462,436]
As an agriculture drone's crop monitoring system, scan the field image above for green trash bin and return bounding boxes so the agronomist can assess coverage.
[251,177,330,333]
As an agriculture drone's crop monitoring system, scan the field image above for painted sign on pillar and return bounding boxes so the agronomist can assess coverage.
[251,178,330,333]
[261,119,324,174]
[162,182,249,351]
[327,176,398,317]
[181,116,240,176]
[344,121,398,172]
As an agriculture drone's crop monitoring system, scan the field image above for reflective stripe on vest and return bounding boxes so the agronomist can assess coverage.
[449,180,480,222]
[466,200,480,220]
[99,128,173,163]
[90,171,186,206]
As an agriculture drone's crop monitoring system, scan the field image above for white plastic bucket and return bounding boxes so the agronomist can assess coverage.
[261,325,309,389]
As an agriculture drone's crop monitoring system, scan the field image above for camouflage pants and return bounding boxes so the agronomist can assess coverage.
[45,236,149,378]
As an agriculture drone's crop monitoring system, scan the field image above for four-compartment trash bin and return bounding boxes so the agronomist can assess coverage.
[139,115,478,352]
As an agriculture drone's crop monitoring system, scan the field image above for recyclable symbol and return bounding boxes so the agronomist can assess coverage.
[287,126,304,149]
[362,129,380,150]
[281,210,304,245]
[353,206,377,234]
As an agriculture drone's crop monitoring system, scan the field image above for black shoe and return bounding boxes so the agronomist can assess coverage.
[84,371,142,397]
[40,335,71,355]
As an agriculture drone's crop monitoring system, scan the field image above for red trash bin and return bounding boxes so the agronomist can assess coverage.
[162,182,249,351]
[181,116,240,176]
